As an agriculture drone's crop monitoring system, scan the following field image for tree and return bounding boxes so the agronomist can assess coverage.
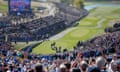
[73,0,84,9]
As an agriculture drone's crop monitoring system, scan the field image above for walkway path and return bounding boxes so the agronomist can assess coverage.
[50,27,76,40]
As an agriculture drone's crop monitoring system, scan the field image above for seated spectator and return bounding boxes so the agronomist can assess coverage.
[70,68,81,72]
[35,63,45,72]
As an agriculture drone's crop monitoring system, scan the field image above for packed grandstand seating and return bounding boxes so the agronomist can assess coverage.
[0,14,65,42]
[54,2,87,17]
[54,2,88,26]
[0,3,88,42]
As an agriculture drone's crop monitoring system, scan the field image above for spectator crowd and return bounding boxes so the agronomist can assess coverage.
[0,2,120,72]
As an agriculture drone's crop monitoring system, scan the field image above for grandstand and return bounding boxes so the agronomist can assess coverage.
[0,1,88,43]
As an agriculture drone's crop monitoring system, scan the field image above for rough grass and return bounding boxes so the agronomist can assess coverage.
[112,8,120,14]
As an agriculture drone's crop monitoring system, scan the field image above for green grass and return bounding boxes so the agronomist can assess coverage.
[79,17,100,26]
[32,6,120,54]
[112,8,120,14]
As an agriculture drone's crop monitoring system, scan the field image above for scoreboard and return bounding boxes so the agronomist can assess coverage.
[8,0,31,15]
